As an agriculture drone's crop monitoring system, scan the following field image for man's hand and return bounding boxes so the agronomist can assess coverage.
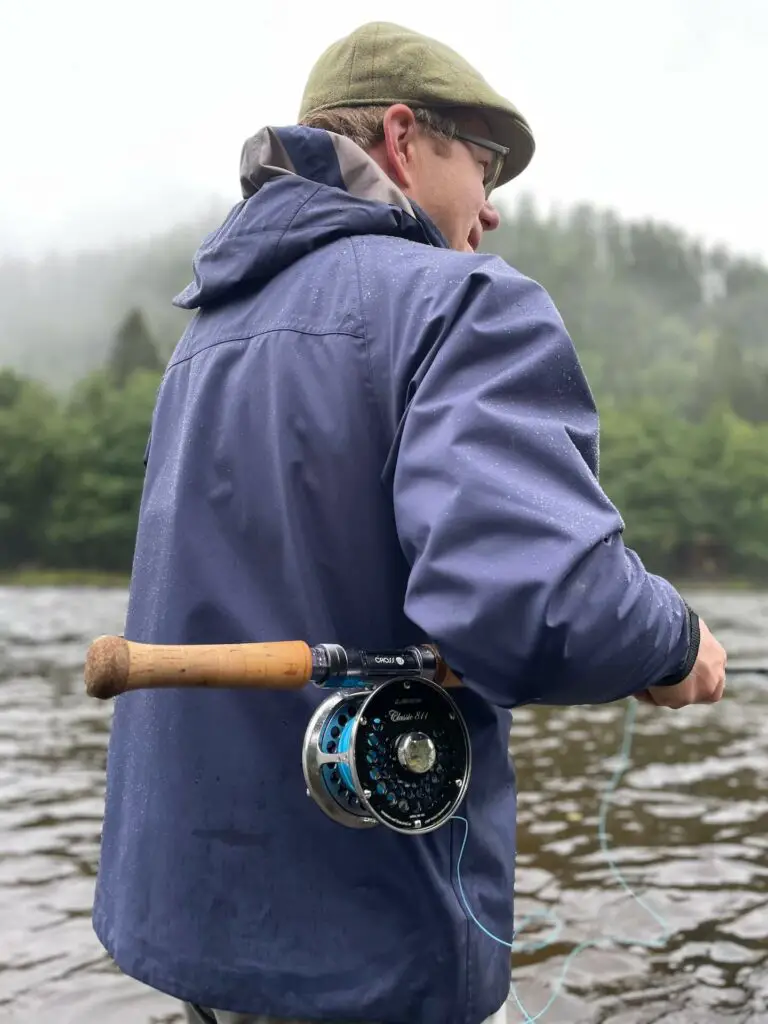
[635,617,727,709]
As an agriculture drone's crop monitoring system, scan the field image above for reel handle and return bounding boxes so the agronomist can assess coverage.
[84,636,463,700]
[84,635,313,700]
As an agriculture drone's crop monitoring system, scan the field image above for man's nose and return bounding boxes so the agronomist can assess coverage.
[479,200,501,233]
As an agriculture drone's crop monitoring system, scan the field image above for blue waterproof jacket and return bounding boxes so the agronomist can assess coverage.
[93,126,693,1024]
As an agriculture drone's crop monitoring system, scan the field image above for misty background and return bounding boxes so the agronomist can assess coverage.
[0,0,766,581]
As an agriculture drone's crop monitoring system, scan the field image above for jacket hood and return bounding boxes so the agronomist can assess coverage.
[174,125,447,310]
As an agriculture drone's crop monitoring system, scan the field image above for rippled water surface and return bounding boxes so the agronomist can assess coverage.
[0,586,766,1024]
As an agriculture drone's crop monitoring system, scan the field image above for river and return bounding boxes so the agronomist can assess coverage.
[0,586,766,1024]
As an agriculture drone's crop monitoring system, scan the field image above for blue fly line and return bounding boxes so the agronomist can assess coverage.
[452,698,671,1022]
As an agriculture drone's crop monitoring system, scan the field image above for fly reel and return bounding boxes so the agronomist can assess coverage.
[80,632,471,836]
[302,675,471,834]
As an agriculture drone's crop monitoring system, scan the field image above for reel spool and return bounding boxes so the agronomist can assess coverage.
[302,675,471,834]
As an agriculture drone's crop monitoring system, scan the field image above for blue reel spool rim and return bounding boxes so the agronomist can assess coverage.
[302,688,377,829]
[335,716,356,792]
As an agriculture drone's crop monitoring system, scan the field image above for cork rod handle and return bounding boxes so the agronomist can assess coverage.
[84,635,314,700]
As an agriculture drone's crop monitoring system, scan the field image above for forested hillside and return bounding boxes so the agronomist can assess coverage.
[1,194,766,581]
[482,196,768,423]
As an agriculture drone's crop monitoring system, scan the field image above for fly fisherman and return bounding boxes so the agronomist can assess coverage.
[92,21,727,1024]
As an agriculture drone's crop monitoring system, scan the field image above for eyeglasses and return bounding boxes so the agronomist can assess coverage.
[452,131,509,198]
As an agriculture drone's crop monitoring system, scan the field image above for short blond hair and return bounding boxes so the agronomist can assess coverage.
[299,105,460,152]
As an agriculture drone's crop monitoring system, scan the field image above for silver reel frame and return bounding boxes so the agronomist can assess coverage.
[301,676,471,835]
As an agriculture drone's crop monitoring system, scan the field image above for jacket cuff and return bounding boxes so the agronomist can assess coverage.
[656,604,701,686]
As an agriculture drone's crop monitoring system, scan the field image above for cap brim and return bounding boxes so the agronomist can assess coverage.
[484,109,536,188]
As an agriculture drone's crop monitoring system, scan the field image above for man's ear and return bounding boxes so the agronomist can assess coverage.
[379,104,420,191]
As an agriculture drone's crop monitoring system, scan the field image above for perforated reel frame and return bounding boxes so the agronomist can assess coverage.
[301,675,471,835]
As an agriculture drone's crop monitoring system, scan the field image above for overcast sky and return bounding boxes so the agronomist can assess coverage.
[2,0,766,262]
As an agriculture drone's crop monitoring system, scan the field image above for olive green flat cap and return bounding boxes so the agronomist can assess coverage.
[298,21,535,187]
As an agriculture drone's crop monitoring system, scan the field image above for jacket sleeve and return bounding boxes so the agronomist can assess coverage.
[388,256,692,708]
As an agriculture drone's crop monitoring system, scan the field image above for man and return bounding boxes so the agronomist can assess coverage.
[92,21,727,1024]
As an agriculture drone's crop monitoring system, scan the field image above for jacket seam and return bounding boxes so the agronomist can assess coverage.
[350,238,390,442]
[446,819,473,1024]
[274,183,324,265]
[167,328,365,370]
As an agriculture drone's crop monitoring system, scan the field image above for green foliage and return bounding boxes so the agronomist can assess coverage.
[0,365,158,574]
[43,370,159,571]
[0,372,63,568]
[0,197,766,580]
[598,404,768,579]
[106,308,164,387]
